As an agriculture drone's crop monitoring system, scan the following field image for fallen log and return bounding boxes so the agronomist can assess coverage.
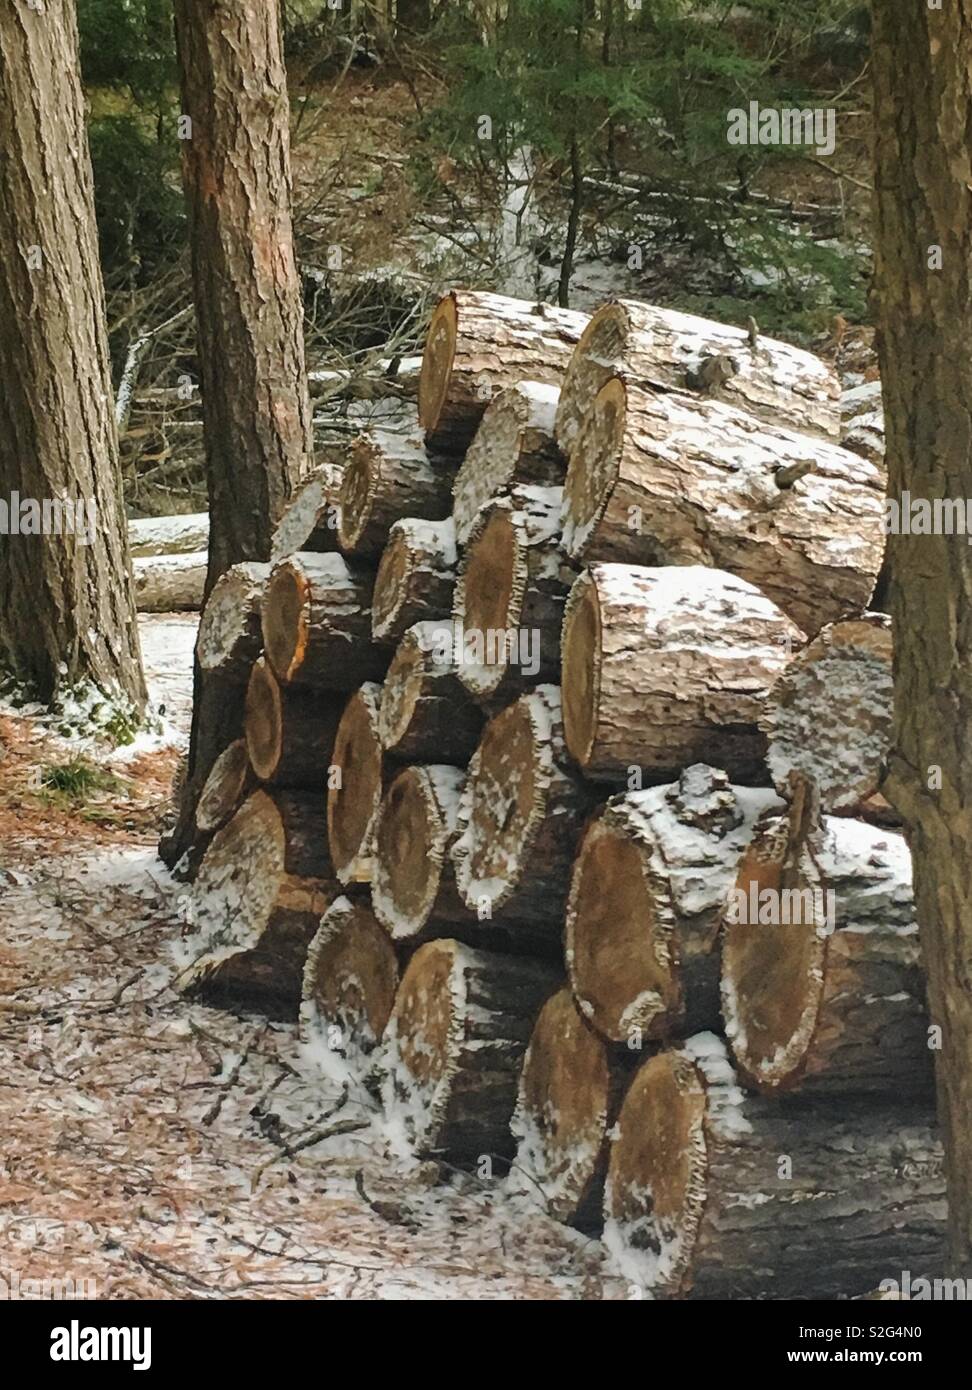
[603,1035,943,1299]
[560,563,802,782]
[378,620,483,764]
[300,894,400,1084]
[760,612,894,816]
[327,681,385,885]
[554,298,841,459]
[379,937,559,1160]
[451,380,562,544]
[565,765,781,1044]
[417,289,587,453]
[261,551,386,689]
[561,378,884,637]
[196,560,271,681]
[133,550,207,612]
[721,798,931,1098]
[269,465,341,564]
[371,516,457,644]
[245,654,343,789]
[337,420,454,559]
[128,511,209,556]
[453,487,574,700]
[195,738,252,834]
[451,685,594,927]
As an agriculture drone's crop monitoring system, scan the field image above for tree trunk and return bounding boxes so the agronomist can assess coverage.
[560,563,802,782]
[604,1037,944,1299]
[262,552,387,689]
[554,298,841,459]
[451,381,562,545]
[371,517,457,645]
[245,654,343,787]
[417,290,588,454]
[337,418,455,558]
[871,0,972,1272]
[566,765,781,1044]
[379,938,560,1160]
[378,620,483,764]
[0,0,145,712]
[562,378,885,637]
[327,682,386,884]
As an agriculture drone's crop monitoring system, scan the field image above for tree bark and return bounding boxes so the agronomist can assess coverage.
[196,561,270,681]
[378,620,483,764]
[133,551,208,612]
[337,418,455,558]
[129,513,210,557]
[371,517,457,645]
[560,563,802,782]
[0,0,145,712]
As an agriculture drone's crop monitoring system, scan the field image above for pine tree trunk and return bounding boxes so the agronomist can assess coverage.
[872,1,972,1273]
[0,0,145,711]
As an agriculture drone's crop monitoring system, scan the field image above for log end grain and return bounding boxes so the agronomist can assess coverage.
[372,764,464,940]
[326,681,384,884]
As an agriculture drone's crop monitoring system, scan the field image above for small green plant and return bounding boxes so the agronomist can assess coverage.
[40,758,121,803]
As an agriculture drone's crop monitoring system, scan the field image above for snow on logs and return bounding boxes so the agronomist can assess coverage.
[565,765,781,1044]
[196,560,270,681]
[377,620,483,764]
[760,612,893,817]
[554,298,841,459]
[720,795,931,1099]
[453,487,574,701]
[451,380,563,545]
[261,551,386,690]
[560,563,803,783]
[603,1036,943,1299]
[327,681,385,885]
[194,739,252,835]
[371,517,457,645]
[244,654,343,788]
[269,466,341,564]
[560,378,884,637]
[379,937,559,1160]
[372,764,467,941]
[133,551,207,612]
[337,420,454,559]
[417,289,588,454]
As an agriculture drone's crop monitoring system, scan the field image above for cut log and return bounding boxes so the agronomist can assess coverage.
[261,551,386,689]
[245,654,343,788]
[453,487,575,700]
[179,790,337,1015]
[371,516,457,645]
[565,765,782,1044]
[554,298,841,459]
[272,787,334,879]
[508,987,620,1229]
[337,420,454,558]
[133,550,207,612]
[560,563,803,782]
[417,289,587,453]
[721,800,931,1098]
[269,465,341,564]
[760,612,893,815]
[195,738,251,834]
[327,682,385,885]
[379,937,559,1160]
[561,378,884,637]
[300,894,399,1083]
[372,764,467,940]
[378,620,483,764]
[451,685,594,927]
[128,511,209,556]
[196,560,271,680]
[603,1035,944,1299]
[451,380,563,544]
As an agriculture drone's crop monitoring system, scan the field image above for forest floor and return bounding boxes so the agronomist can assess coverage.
[0,615,616,1301]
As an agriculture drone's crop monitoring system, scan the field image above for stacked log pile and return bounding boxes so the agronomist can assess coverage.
[176,289,942,1298]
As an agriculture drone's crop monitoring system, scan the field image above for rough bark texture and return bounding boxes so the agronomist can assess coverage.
[560,563,803,783]
[454,488,575,700]
[132,551,207,612]
[603,1038,944,1299]
[378,621,483,764]
[173,0,312,586]
[451,381,563,545]
[760,613,894,815]
[326,682,385,885]
[269,465,341,564]
[371,517,457,645]
[262,552,386,689]
[337,418,454,558]
[195,738,252,834]
[380,938,560,1160]
[871,0,972,1272]
[722,807,932,1100]
[418,290,587,454]
[0,0,145,709]
[451,685,595,928]
[554,298,841,459]
[562,378,884,637]
[566,766,781,1044]
[245,654,343,788]
[196,561,270,680]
